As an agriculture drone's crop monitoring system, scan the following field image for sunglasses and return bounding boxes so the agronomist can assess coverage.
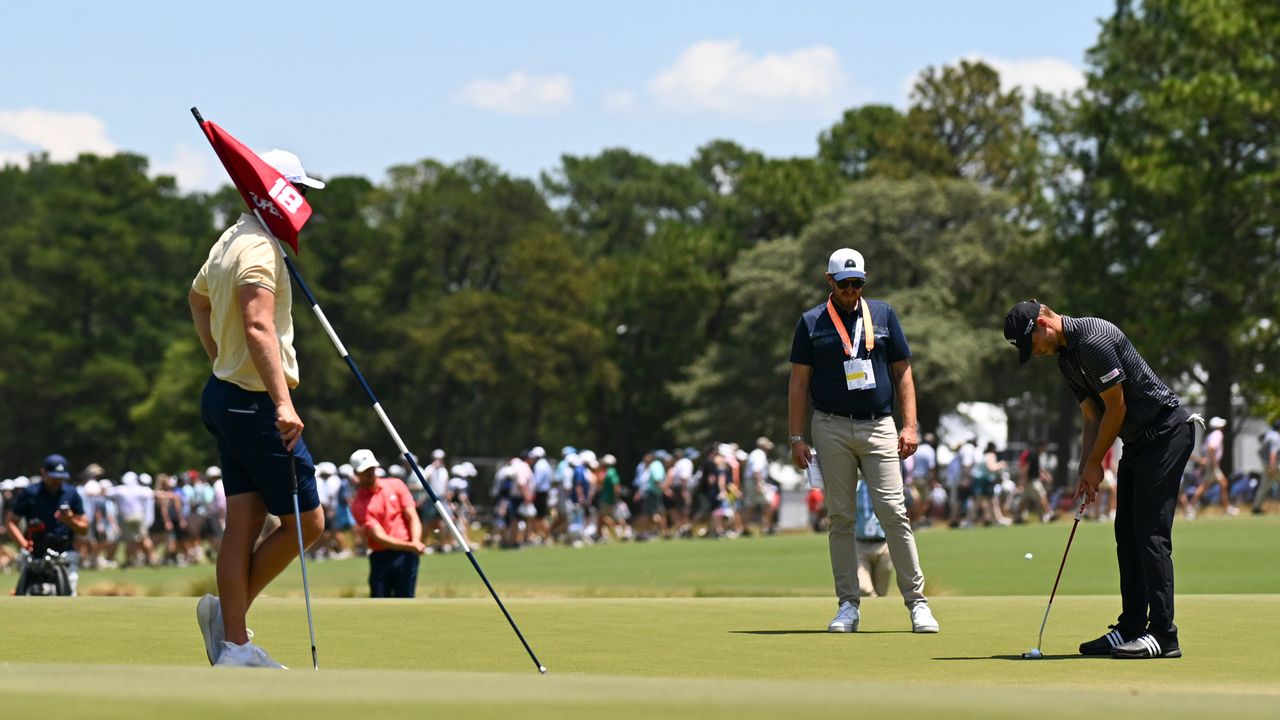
[835,278,865,290]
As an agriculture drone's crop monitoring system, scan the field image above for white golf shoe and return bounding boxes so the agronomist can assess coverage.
[196,594,224,665]
[910,602,939,633]
[214,641,287,669]
[828,601,860,633]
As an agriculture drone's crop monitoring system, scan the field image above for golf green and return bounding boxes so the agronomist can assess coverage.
[1,516,1276,718]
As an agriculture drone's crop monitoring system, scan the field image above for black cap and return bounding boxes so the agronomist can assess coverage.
[1003,301,1041,365]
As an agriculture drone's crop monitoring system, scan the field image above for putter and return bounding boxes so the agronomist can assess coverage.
[287,445,320,670]
[1022,492,1088,659]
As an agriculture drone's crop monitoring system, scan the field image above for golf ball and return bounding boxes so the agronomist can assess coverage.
[1025,648,1042,659]
[1024,553,1033,560]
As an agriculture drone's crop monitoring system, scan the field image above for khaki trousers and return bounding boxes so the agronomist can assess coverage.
[857,539,891,597]
[812,412,927,608]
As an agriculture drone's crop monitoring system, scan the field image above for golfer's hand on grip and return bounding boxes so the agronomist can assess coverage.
[276,401,304,451]
[1077,461,1103,505]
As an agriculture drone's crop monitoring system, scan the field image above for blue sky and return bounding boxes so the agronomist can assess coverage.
[1,1,1114,191]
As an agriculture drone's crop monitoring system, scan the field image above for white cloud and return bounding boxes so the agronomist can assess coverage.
[647,40,846,116]
[0,108,117,165]
[971,55,1086,97]
[456,71,573,116]
[602,89,637,113]
[151,141,222,192]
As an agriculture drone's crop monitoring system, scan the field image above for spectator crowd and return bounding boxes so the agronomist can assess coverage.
[3,417,1276,579]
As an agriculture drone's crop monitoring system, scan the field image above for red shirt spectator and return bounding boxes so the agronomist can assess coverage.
[351,478,416,552]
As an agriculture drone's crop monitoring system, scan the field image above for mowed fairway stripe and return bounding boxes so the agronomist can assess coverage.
[1,595,1275,693]
[0,663,1276,720]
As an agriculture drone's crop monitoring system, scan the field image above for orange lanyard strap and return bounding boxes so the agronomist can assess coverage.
[825,296,874,358]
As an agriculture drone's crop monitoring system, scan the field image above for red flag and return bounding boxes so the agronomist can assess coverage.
[195,114,311,254]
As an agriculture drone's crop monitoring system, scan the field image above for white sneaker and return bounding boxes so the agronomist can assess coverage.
[1225,506,1239,516]
[214,641,287,669]
[910,603,940,633]
[828,601,859,633]
[196,594,224,665]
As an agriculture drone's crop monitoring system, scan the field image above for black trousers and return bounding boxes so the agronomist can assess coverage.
[1114,412,1194,639]
[368,550,420,598]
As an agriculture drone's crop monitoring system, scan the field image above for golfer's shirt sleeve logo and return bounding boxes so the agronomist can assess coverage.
[1100,368,1121,383]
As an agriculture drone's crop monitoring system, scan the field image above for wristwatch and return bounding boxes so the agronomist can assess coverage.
[788,435,805,447]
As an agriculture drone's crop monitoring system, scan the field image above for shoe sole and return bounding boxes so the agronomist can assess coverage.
[196,596,219,665]
[1112,649,1181,659]
[912,625,939,633]
[828,624,858,633]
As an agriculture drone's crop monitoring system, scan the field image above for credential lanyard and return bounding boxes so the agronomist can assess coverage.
[825,296,874,358]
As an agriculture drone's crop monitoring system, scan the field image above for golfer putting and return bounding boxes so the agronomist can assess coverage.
[190,148,327,669]
[1005,301,1197,659]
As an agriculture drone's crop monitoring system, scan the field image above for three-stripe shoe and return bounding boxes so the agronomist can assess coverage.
[1079,625,1134,656]
[1111,633,1181,659]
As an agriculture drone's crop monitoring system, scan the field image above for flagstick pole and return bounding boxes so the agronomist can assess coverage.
[250,210,547,675]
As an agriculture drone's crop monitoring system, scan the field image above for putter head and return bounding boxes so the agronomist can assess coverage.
[1021,648,1043,659]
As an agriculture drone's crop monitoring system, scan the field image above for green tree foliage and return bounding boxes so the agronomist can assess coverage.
[881,60,1038,196]
[672,178,1034,440]
[0,154,213,473]
[1041,0,1280,470]
[817,104,905,180]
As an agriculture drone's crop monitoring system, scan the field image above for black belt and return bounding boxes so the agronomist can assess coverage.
[824,411,890,421]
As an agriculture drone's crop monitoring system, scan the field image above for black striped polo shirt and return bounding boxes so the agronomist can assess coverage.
[1056,316,1181,444]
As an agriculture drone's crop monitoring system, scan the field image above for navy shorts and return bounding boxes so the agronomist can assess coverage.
[200,376,320,517]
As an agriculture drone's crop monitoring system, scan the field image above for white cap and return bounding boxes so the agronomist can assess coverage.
[579,450,598,469]
[388,464,406,478]
[431,448,446,460]
[827,248,866,281]
[349,449,379,474]
[530,446,546,459]
[139,473,153,486]
[315,461,337,477]
[338,463,355,478]
[121,471,138,486]
[205,465,222,479]
[1,479,14,491]
[462,462,477,477]
[566,453,580,466]
[14,476,30,488]
[1209,416,1227,429]
[257,149,326,189]
[602,454,617,466]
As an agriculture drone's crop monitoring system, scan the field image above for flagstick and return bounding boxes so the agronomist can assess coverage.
[250,209,547,674]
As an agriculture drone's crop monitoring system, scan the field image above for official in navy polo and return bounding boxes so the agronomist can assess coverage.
[788,248,938,635]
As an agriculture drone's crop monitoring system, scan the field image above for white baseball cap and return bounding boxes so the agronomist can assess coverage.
[827,248,866,281]
[1209,416,1227,429]
[205,465,222,479]
[349,449,380,474]
[258,149,326,189]
[431,448,446,460]
[530,446,546,459]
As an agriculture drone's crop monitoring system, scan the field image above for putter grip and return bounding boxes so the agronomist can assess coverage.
[191,107,205,124]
